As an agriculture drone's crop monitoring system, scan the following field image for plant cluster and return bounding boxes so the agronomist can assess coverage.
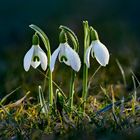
[0,21,140,140]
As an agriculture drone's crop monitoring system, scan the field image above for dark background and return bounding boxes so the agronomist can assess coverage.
[0,0,140,98]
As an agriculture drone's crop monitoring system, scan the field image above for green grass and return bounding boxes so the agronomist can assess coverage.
[0,58,140,140]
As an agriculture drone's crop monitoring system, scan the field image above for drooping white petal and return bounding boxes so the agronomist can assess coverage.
[65,43,81,72]
[91,44,95,58]
[30,45,41,69]
[50,46,61,72]
[59,43,70,66]
[23,46,34,71]
[93,40,109,66]
[37,46,48,71]
[85,44,93,68]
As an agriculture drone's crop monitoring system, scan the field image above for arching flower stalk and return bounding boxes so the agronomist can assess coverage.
[51,28,81,110]
[28,24,53,108]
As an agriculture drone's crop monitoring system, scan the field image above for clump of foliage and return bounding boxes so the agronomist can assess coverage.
[0,21,140,140]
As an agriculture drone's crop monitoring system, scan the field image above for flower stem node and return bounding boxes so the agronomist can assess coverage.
[50,42,81,72]
[23,44,48,71]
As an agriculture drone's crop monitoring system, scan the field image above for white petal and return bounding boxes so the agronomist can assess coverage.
[85,44,93,68]
[37,46,48,71]
[59,43,70,66]
[50,46,61,72]
[93,40,109,66]
[23,46,34,71]
[91,44,95,58]
[65,43,81,72]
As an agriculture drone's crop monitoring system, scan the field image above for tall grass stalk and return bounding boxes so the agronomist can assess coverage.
[0,86,21,105]
[132,76,137,102]
[131,70,140,86]
[88,65,101,90]
[111,85,115,114]
[132,75,137,115]
[116,59,127,88]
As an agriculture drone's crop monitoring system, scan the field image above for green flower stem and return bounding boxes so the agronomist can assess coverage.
[69,70,76,109]
[82,64,88,108]
[82,21,90,112]
[60,25,79,110]
[29,24,53,107]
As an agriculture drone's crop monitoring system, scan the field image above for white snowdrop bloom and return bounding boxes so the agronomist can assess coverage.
[23,45,48,71]
[85,40,109,68]
[50,42,81,72]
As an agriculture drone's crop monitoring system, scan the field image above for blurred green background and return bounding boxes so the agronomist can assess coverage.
[0,0,140,99]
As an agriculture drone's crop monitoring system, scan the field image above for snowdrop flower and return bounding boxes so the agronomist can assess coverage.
[23,34,48,71]
[50,42,81,72]
[85,27,109,67]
